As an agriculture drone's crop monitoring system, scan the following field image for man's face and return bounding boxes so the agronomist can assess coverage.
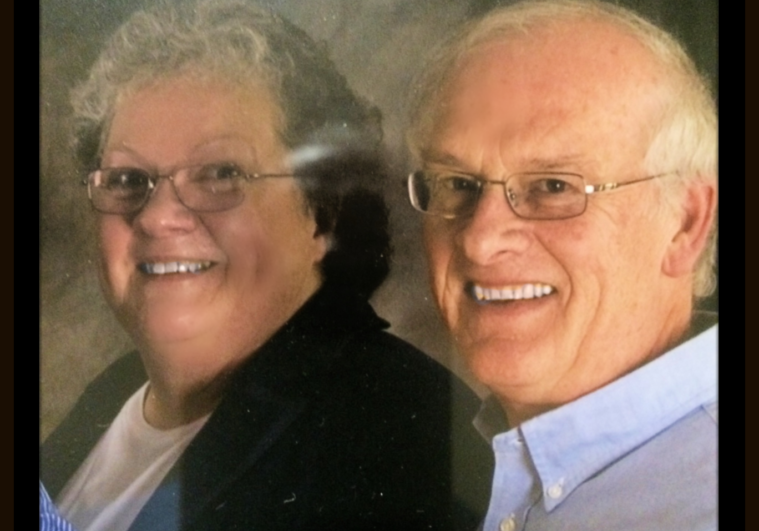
[420,22,688,412]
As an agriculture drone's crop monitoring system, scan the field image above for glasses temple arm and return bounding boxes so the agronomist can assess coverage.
[584,173,675,195]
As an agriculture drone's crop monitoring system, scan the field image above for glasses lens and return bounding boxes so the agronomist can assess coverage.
[508,173,586,220]
[178,163,246,212]
[409,171,480,218]
[89,168,151,214]
[408,171,431,211]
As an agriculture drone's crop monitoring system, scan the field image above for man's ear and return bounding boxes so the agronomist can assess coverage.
[662,179,717,278]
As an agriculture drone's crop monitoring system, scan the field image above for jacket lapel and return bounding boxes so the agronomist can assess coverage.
[127,384,308,531]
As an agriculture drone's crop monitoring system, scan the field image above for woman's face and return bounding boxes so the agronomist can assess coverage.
[97,75,327,368]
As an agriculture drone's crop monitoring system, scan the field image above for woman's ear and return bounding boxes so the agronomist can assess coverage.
[661,179,717,279]
[312,232,330,266]
[309,207,333,265]
[311,196,339,237]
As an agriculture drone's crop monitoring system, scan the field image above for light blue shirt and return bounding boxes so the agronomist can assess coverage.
[476,316,717,531]
[40,482,77,531]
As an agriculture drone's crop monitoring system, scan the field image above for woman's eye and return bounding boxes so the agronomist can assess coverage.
[103,169,149,190]
[200,163,245,181]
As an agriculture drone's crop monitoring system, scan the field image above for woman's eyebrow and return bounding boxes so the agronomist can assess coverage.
[100,144,151,167]
[191,135,258,154]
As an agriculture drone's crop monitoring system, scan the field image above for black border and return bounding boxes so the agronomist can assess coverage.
[18,0,39,528]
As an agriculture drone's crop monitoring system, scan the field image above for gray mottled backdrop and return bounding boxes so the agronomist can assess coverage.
[40,0,717,442]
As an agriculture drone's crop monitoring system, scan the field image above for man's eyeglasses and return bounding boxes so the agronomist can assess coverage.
[407,170,672,220]
[84,162,296,215]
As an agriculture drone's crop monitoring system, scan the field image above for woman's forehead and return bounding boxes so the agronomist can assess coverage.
[104,74,289,169]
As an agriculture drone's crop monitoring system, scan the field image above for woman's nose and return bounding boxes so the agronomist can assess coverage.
[132,177,198,236]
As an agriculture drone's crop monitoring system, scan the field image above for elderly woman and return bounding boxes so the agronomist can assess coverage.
[40,1,492,530]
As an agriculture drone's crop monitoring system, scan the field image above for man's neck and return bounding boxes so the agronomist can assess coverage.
[496,304,701,428]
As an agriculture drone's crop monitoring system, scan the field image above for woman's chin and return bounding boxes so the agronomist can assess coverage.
[128,308,215,352]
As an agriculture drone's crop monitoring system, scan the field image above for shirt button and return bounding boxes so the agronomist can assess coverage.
[547,484,563,499]
[499,515,517,531]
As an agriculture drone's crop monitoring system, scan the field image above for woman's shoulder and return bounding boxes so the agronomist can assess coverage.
[40,351,147,498]
[342,328,459,383]
[321,327,480,420]
[84,350,147,394]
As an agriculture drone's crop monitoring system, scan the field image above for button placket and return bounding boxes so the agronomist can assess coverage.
[546,480,564,500]
[499,514,517,531]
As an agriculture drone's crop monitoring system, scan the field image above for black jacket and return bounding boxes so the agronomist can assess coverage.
[41,286,493,531]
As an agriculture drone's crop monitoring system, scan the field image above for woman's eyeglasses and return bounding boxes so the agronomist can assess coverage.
[85,162,296,214]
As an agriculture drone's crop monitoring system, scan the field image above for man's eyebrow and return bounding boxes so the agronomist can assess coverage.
[419,150,470,169]
[519,155,587,172]
[419,150,587,172]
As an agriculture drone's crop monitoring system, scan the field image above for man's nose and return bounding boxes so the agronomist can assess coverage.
[132,177,198,236]
[458,184,531,265]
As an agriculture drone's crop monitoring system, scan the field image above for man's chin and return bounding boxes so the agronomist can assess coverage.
[458,336,555,390]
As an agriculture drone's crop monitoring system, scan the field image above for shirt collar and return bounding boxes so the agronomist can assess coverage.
[475,314,717,512]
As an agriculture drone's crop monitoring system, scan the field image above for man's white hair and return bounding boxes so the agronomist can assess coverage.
[407,0,717,298]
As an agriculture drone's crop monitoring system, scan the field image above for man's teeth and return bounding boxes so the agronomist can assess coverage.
[140,261,212,275]
[472,283,554,302]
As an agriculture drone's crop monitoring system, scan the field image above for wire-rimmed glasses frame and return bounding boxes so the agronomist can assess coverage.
[84,162,297,215]
[407,170,673,221]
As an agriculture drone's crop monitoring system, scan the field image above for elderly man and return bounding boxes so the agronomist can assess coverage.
[406,1,717,530]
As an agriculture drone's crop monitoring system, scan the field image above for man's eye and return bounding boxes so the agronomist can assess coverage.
[531,177,577,194]
[102,169,149,190]
[440,175,479,193]
[543,179,568,193]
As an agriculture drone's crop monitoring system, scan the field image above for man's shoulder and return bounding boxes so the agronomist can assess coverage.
[703,399,718,423]
[529,403,717,531]
[594,405,716,526]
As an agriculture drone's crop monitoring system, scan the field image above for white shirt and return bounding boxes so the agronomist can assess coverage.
[58,382,210,531]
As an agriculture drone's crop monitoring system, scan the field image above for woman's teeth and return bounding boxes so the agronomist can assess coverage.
[472,283,554,302]
[139,261,212,275]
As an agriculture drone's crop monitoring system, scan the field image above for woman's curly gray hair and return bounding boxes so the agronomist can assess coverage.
[73,0,391,299]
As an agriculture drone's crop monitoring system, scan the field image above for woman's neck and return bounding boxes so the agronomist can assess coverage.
[141,369,228,429]
[138,343,240,429]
